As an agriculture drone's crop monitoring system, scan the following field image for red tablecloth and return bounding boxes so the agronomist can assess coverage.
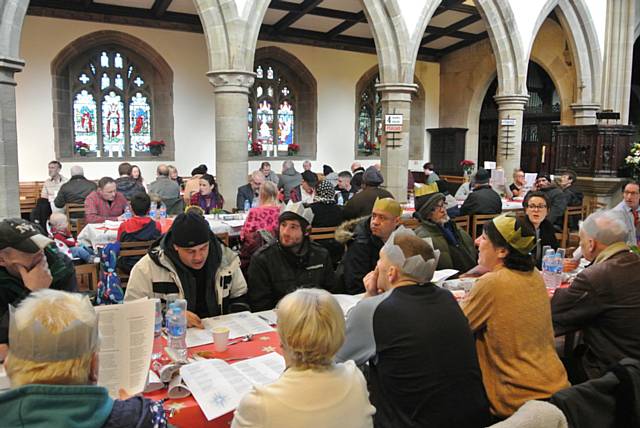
[145,331,282,428]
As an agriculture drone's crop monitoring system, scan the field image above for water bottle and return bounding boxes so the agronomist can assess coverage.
[151,299,163,360]
[159,202,167,219]
[251,197,259,208]
[244,199,250,212]
[124,205,132,220]
[337,192,344,206]
[542,248,561,289]
[149,201,157,219]
[167,299,187,362]
[409,192,415,208]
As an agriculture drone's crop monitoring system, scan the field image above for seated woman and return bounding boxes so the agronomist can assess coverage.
[232,288,375,428]
[414,192,477,274]
[461,214,569,420]
[509,169,526,197]
[1,289,167,428]
[190,173,224,213]
[239,181,281,273]
[523,191,559,268]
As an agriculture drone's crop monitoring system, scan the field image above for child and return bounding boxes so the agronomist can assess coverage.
[49,212,99,263]
[117,192,163,273]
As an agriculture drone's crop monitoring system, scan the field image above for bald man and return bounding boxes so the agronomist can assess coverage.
[148,164,180,200]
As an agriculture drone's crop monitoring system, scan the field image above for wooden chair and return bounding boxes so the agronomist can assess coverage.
[215,232,230,246]
[310,226,337,241]
[117,240,156,287]
[75,263,99,291]
[440,175,464,184]
[19,181,42,216]
[561,205,586,248]
[471,213,500,241]
[65,203,86,236]
[399,218,420,230]
[453,215,470,234]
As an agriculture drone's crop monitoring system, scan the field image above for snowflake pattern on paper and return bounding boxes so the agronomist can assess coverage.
[259,336,270,341]
[262,346,276,353]
[212,392,228,408]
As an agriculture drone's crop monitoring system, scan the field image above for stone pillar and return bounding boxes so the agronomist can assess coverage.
[570,103,600,125]
[207,70,255,211]
[601,0,635,124]
[376,83,417,203]
[493,94,529,175]
[0,56,25,218]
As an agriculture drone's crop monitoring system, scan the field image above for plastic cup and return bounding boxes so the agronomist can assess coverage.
[213,327,230,352]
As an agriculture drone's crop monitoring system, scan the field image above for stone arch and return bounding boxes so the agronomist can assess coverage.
[252,46,317,159]
[0,0,28,60]
[51,30,174,161]
[354,65,425,160]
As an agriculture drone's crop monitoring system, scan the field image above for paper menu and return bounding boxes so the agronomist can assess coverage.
[201,311,275,339]
[185,328,214,348]
[254,309,277,325]
[95,299,155,398]
[432,269,459,284]
[525,173,537,188]
[232,352,286,386]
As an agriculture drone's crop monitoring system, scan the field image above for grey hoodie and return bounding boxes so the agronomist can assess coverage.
[278,167,302,202]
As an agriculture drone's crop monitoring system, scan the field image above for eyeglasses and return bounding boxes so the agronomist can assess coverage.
[526,204,547,210]
[433,202,447,210]
[623,191,640,196]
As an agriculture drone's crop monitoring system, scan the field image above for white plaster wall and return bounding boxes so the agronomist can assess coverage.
[16,15,214,182]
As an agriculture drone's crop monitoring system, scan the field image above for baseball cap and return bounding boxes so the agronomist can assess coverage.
[0,219,53,253]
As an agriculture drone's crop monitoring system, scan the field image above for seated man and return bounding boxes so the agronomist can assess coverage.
[236,171,265,210]
[337,197,400,294]
[115,162,146,200]
[0,289,167,428]
[423,161,440,185]
[343,166,393,220]
[248,202,335,311]
[336,228,490,428]
[116,193,163,274]
[54,165,97,211]
[290,170,317,204]
[460,168,502,217]
[84,177,129,224]
[41,160,67,204]
[414,192,477,274]
[335,170,356,204]
[350,162,365,193]
[259,161,279,185]
[552,210,640,383]
[147,164,181,214]
[0,219,77,359]
[531,175,567,227]
[613,180,640,246]
[125,212,247,327]
[558,168,583,207]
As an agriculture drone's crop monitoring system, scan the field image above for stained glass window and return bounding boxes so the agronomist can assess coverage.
[70,49,154,159]
[356,74,382,156]
[248,61,297,157]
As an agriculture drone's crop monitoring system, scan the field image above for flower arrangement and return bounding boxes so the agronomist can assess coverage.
[459,159,475,176]
[287,143,300,156]
[624,142,640,180]
[250,141,263,156]
[146,140,165,156]
[364,141,377,155]
[74,141,90,156]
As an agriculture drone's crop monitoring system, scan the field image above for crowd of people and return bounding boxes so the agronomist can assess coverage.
[1,158,640,427]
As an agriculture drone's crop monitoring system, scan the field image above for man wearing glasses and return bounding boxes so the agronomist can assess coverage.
[613,180,640,246]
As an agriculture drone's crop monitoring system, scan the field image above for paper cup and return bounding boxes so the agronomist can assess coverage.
[213,327,230,352]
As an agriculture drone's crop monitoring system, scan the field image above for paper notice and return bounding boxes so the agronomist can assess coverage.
[254,310,277,325]
[432,269,459,284]
[232,352,285,386]
[186,328,214,348]
[201,312,274,339]
[525,173,537,189]
[484,161,496,170]
[95,299,155,398]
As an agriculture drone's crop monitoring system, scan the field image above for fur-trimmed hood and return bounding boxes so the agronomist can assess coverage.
[335,216,369,244]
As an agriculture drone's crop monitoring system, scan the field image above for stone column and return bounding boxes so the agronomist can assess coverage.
[601,0,635,124]
[570,103,600,125]
[207,70,255,211]
[0,56,25,218]
[493,94,529,175]
[376,83,417,203]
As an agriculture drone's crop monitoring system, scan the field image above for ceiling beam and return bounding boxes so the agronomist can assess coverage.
[269,2,364,22]
[421,14,481,45]
[151,0,173,18]
[272,0,324,33]
[425,25,483,40]
[437,31,488,56]
[83,0,93,8]
[325,11,366,39]
[432,0,476,17]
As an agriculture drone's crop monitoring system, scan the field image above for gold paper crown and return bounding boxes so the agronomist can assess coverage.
[492,214,536,254]
[414,182,439,197]
[372,197,402,217]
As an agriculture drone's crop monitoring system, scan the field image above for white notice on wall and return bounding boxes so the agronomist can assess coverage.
[484,161,496,170]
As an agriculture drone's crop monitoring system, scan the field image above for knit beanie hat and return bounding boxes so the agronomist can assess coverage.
[416,192,446,219]
[171,212,210,247]
[314,180,336,203]
[363,166,384,186]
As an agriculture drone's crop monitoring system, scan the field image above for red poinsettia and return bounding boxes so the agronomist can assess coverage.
[250,141,263,155]
[146,140,165,148]
[288,143,300,153]
[459,159,475,175]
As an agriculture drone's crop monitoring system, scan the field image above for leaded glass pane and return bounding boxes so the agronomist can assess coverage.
[257,100,274,155]
[100,52,109,68]
[278,101,294,147]
[73,90,98,155]
[128,65,133,78]
[134,76,144,87]
[102,91,125,157]
[115,74,124,90]
[357,105,372,156]
[267,86,273,97]
[256,66,263,79]
[267,66,274,80]
[114,53,123,69]
[90,64,96,75]
[79,73,90,85]
[101,73,110,90]
[247,107,254,151]
[129,92,151,156]
[256,86,263,98]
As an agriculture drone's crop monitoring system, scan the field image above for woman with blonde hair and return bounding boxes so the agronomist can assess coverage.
[232,288,374,428]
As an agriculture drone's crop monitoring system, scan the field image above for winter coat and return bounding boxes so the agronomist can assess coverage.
[147,176,180,200]
[414,219,477,274]
[342,186,394,220]
[236,183,256,211]
[115,176,146,200]
[278,167,302,203]
[538,186,568,226]
[54,175,97,208]
[460,185,502,217]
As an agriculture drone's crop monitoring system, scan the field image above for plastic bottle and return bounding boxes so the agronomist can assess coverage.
[149,201,157,219]
[542,248,561,289]
[124,205,132,220]
[337,193,344,206]
[167,299,187,362]
[151,299,163,360]
[244,199,251,212]
[159,202,167,219]
[251,197,259,208]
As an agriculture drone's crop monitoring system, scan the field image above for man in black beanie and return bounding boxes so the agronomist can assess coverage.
[343,166,394,220]
[124,212,247,327]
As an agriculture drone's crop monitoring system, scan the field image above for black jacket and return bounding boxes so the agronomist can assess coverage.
[54,175,97,208]
[309,202,345,268]
[248,239,336,311]
[116,176,146,200]
[236,183,255,211]
[343,186,394,220]
[526,217,559,268]
[539,186,568,226]
[337,217,384,295]
[460,185,502,216]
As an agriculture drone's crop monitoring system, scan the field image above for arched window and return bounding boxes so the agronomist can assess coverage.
[52,31,174,161]
[355,69,425,159]
[248,47,316,159]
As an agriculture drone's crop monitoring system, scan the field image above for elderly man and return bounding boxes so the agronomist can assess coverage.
[552,210,640,383]
[248,202,335,311]
[0,289,167,427]
[460,168,502,217]
[54,165,97,209]
[414,192,477,274]
[41,160,68,203]
[259,161,279,184]
[278,160,302,203]
[337,198,401,294]
[343,166,394,220]
[336,228,490,427]
[84,177,129,224]
[302,160,312,172]
[0,219,77,357]
[148,164,180,200]
[125,212,247,327]
[236,171,265,210]
[613,180,640,246]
